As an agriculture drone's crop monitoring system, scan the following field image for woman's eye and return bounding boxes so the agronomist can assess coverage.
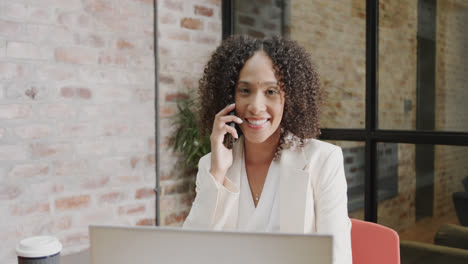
[266,89,278,95]
[239,88,249,93]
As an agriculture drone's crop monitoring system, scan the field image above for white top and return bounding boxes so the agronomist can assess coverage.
[183,137,352,264]
[236,152,280,232]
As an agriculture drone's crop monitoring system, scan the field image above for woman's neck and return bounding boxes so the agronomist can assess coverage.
[244,129,280,166]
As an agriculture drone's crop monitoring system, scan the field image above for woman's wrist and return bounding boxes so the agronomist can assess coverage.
[209,168,226,185]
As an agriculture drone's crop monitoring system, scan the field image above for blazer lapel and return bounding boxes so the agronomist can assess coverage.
[280,147,311,233]
[222,137,244,229]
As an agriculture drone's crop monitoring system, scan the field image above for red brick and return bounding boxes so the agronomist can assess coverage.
[160,104,177,117]
[207,21,221,33]
[194,5,213,17]
[167,31,190,42]
[0,20,22,35]
[99,191,126,204]
[137,0,153,5]
[165,92,188,102]
[136,218,155,226]
[55,195,91,210]
[74,32,105,48]
[60,231,89,247]
[83,0,115,14]
[10,202,50,216]
[160,196,177,210]
[0,185,22,200]
[8,163,49,179]
[135,187,155,199]
[145,154,155,167]
[159,74,174,84]
[100,123,130,136]
[53,160,89,177]
[116,39,135,49]
[52,215,73,231]
[164,211,188,225]
[0,104,31,119]
[60,86,92,99]
[118,204,146,215]
[41,103,76,118]
[78,88,92,99]
[148,138,156,151]
[98,51,129,66]
[180,193,196,207]
[37,65,76,82]
[135,88,154,102]
[238,15,255,26]
[130,156,140,168]
[56,47,96,65]
[182,76,198,89]
[164,181,190,195]
[164,0,183,11]
[193,34,217,45]
[30,143,73,159]
[82,175,110,189]
[116,175,143,184]
[181,18,203,30]
[160,13,177,24]
[248,29,265,39]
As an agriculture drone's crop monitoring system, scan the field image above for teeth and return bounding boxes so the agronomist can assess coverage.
[247,119,268,125]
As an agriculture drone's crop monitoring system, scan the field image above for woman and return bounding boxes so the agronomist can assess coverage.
[183,35,352,264]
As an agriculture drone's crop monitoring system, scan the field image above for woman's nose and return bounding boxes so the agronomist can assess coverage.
[247,93,266,114]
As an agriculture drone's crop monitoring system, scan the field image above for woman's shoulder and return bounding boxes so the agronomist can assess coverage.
[302,138,342,157]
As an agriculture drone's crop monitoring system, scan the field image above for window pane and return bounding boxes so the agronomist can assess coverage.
[378,0,468,132]
[291,1,366,129]
[326,140,366,220]
[234,1,286,37]
[377,143,468,246]
[233,0,366,129]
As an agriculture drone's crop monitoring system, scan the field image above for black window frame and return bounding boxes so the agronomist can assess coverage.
[221,0,468,222]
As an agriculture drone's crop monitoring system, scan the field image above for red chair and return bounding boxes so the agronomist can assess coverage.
[350,218,400,264]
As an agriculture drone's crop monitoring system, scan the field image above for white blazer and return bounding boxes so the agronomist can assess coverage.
[183,137,352,264]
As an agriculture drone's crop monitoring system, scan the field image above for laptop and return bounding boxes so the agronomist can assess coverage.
[89,225,332,264]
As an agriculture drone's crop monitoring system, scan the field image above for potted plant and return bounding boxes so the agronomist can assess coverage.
[168,92,210,170]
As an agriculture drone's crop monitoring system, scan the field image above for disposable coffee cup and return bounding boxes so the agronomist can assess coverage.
[16,236,62,264]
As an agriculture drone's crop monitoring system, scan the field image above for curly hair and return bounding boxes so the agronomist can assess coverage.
[198,35,323,157]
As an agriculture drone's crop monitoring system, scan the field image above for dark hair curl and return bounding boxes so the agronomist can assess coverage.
[198,35,323,157]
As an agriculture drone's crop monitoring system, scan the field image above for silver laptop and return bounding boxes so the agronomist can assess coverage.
[89,225,332,264]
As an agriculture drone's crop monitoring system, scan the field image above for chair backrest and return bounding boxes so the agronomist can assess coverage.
[350,218,400,264]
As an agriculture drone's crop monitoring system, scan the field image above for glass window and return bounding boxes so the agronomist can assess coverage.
[378,0,468,132]
[233,0,366,129]
[326,140,366,220]
[377,143,468,244]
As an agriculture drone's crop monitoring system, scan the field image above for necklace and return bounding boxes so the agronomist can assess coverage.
[247,174,265,206]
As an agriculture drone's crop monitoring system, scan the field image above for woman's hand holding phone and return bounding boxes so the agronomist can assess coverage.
[209,103,243,185]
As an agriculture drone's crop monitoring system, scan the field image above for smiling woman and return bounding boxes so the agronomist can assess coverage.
[183,35,352,264]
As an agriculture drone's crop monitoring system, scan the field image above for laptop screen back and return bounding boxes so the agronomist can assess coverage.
[89,225,332,264]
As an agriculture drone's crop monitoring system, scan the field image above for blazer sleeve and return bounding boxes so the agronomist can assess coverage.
[314,147,352,264]
[182,154,239,230]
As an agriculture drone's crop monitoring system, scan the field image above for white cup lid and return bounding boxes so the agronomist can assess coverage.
[16,236,62,258]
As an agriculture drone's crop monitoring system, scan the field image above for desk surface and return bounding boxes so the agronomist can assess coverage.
[62,250,90,264]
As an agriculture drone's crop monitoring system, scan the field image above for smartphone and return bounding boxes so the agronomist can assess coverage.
[223,110,236,149]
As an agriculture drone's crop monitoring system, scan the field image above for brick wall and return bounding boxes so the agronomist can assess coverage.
[433,0,468,218]
[156,0,222,227]
[234,0,288,38]
[0,0,222,262]
[0,0,158,262]
[289,0,467,233]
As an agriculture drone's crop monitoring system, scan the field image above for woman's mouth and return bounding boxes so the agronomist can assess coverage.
[245,118,270,129]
